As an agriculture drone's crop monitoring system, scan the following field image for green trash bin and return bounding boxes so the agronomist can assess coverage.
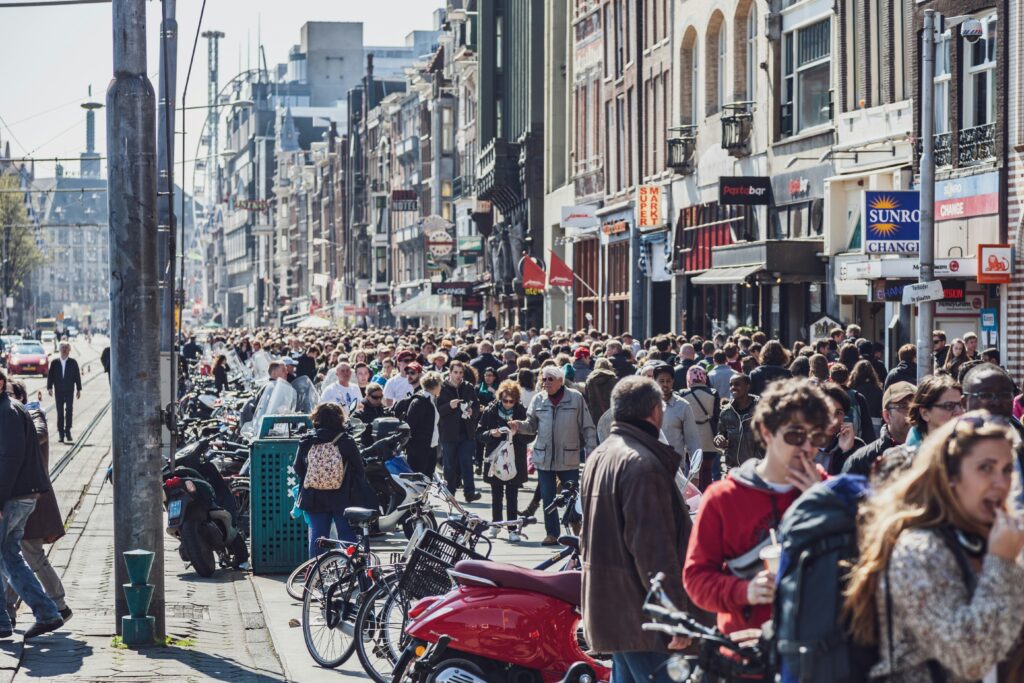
[249,414,312,574]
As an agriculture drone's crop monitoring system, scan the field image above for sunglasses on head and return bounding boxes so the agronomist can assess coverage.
[780,427,831,448]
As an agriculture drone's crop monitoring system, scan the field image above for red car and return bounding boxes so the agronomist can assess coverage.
[6,342,49,377]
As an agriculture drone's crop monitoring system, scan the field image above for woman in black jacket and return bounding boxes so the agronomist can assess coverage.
[476,380,529,542]
[292,402,365,558]
[405,372,443,478]
[748,340,792,396]
[212,354,229,395]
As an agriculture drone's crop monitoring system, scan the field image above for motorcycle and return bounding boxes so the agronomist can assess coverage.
[361,418,436,538]
[392,559,610,683]
[162,437,249,577]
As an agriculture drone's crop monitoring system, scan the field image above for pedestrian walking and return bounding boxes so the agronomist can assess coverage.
[684,377,827,638]
[4,381,71,626]
[714,373,762,470]
[883,344,918,390]
[100,346,110,385]
[212,354,229,395]
[845,412,1024,682]
[46,342,81,443]
[706,350,736,400]
[477,380,528,541]
[404,372,442,478]
[842,381,914,476]
[0,368,64,639]
[437,361,481,503]
[320,362,362,410]
[583,357,617,424]
[292,402,365,557]
[581,376,694,683]
[651,364,700,462]
[905,373,964,447]
[748,340,792,396]
[510,366,596,545]
[678,365,722,485]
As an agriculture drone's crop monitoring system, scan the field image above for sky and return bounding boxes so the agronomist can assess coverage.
[0,0,444,192]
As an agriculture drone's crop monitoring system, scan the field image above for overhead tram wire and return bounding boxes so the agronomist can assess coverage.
[0,0,111,7]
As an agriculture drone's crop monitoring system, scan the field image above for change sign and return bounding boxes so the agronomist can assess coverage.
[863,190,920,254]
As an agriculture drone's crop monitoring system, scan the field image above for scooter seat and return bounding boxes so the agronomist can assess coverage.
[343,507,379,525]
[557,535,580,554]
[453,560,581,606]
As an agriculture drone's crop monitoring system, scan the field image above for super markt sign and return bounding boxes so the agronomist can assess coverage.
[863,190,920,254]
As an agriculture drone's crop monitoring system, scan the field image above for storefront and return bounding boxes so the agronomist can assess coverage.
[635,184,673,337]
[595,205,634,336]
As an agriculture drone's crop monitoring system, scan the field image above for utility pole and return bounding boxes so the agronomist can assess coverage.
[107,0,165,638]
[917,9,936,382]
[157,0,178,471]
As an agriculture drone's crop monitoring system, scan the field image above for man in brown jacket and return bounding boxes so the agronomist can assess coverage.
[6,381,71,625]
[581,376,694,683]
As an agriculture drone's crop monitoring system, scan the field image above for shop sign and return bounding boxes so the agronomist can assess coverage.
[431,281,474,296]
[981,308,998,332]
[461,294,484,312]
[840,257,977,280]
[561,205,599,229]
[719,176,772,206]
[863,191,920,254]
[941,280,965,301]
[235,198,269,212]
[977,244,1013,284]
[872,280,915,303]
[933,171,999,222]
[936,293,985,317]
[426,231,455,258]
[457,235,483,253]
[601,220,629,236]
[636,185,663,229]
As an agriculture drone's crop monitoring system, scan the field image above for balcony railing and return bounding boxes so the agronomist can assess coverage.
[667,125,698,174]
[958,123,995,167]
[915,132,952,167]
[452,175,476,199]
[721,102,754,156]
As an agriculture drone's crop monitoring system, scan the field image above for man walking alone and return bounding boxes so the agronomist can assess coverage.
[46,342,81,443]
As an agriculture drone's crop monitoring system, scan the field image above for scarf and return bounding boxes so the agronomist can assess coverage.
[497,403,515,421]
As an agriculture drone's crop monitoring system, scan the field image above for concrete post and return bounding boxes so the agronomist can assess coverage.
[107,0,165,639]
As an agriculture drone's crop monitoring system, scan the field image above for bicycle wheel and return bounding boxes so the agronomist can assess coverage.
[286,557,316,601]
[354,571,412,683]
[301,554,360,668]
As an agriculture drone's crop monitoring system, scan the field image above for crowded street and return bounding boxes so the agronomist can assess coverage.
[3,0,1024,681]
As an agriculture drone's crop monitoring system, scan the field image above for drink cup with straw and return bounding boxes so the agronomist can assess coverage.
[760,529,781,575]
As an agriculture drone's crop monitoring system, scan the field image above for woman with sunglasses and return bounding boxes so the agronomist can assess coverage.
[684,377,829,638]
[844,412,1024,682]
[905,374,964,447]
[476,380,530,542]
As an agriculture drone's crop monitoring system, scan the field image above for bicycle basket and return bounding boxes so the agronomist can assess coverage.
[398,529,485,601]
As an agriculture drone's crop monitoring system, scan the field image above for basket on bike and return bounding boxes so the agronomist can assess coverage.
[398,529,484,601]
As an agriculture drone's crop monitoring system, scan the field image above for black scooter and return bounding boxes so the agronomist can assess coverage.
[163,437,249,577]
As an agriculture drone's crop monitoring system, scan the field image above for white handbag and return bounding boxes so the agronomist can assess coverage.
[487,433,517,482]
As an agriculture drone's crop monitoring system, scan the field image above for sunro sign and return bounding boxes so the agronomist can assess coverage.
[863,190,921,254]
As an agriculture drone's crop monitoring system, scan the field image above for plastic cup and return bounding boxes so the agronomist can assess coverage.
[760,545,781,574]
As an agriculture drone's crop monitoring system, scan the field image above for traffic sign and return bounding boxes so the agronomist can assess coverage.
[901,280,945,305]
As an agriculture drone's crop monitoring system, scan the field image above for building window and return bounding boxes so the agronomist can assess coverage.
[496,97,503,138]
[933,31,951,134]
[616,97,626,191]
[441,107,453,154]
[705,13,725,115]
[781,17,832,136]
[745,5,757,101]
[496,15,503,71]
[614,0,625,76]
[963,14,996,129]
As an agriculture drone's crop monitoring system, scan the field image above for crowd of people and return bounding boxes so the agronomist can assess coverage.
[192,321,1024,682]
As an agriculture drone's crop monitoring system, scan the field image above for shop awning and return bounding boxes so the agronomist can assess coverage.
[691,263,764,285]
[391,292,459,317]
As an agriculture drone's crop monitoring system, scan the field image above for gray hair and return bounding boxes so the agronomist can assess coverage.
[59,341,71,351]
[611,376,663,422]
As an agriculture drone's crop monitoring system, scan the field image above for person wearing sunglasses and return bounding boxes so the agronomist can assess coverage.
[351,387,388,448]
[684,377,828,639]
[477,381,529,541]
[904,374,964,447]
[845,411,1024,683]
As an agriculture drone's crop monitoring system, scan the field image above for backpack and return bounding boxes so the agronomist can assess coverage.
[303,432,346,491]
[679,385,721,434]
[845,389,864,437]
[773,475,874,683]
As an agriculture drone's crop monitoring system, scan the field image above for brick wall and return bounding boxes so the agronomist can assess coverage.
[1005,0,1024,381]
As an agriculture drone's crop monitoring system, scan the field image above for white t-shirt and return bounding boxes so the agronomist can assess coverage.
[321,382,362,409]
[383,375,413,403]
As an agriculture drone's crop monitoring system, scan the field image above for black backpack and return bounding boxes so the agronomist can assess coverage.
[773,475,874,683]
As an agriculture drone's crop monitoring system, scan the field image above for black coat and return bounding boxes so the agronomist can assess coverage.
[476,402,529,487]
[842,426,897,477]
[609,353,635,380]
[46,357,82,396]
[292,426,365,514]
[470,353,501,377]
[883,361,917,390]
[404,392,438,469]
[295,354,317,381]
[213,364,229,394]
[437,381,480,443]
[748,364,792,396]
[0,394,51,506]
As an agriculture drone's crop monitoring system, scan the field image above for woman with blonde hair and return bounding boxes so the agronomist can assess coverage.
[844,411,1024,682]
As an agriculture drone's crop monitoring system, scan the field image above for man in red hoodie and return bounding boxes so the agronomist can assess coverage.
[683,377,831,635]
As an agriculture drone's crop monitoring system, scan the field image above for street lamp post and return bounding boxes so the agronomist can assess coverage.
[917,10,936,382]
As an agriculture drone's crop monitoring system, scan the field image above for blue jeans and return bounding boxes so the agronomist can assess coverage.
[0,498,60,629]
[537,468,579,538]
[611,651,675,683]
[441,440,476,499]
[306,510,357,559]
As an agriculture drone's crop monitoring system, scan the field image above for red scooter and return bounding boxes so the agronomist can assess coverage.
[392,559,610,683]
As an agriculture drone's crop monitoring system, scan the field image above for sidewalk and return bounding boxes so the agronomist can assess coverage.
[252,483,559,682]
[12,460,285,682]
